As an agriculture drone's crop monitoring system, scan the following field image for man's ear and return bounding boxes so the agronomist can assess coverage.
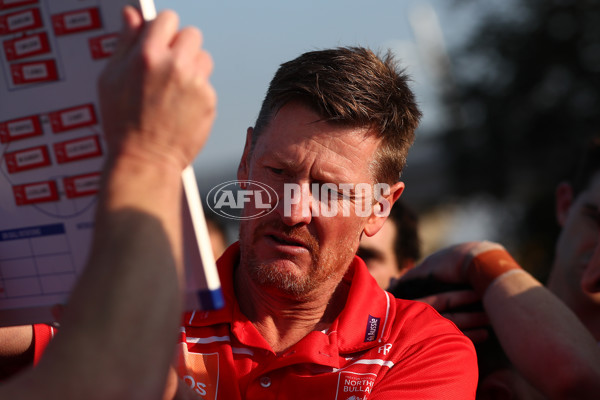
[363,181,404,237]
[555,182,573,227]
[237,127,253,181]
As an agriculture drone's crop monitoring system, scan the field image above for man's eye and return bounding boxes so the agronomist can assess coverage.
[319,185,341,202]
[337,190,351,201]
[268,167,283,175]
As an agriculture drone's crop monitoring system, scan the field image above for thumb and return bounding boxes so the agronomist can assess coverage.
[111,5,144,61]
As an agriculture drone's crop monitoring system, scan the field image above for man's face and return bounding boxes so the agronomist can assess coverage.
[237,102,396,298]
[358,219,400,290]
[548,171,600,335]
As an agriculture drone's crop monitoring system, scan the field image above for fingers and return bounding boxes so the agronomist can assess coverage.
[402,241,509,285]
[417,289,491,344]
[171,27,209,85]
[195,50,214,81]
[142,14,211,90]
[171,26,202,60]
[123,5,144,34]
[111,6,144,62]
[418,289,480,312]
[98,6,215,170]
[407,248,468,283]
[142,9,180,50]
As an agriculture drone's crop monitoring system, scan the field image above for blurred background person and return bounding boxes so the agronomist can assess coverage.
[358,200,421,290]
[394,136,600,399]
[546,136,600,341]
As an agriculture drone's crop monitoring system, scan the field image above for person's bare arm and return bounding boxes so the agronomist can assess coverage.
[0,326,33,379]
[483,265,600,399]
[0,6,215,399]
[402,241,600,399]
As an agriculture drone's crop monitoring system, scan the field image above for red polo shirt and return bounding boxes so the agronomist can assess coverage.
[177,243,477,399]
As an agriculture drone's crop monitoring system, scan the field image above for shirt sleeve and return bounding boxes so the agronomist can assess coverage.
[32,323,55,365]
[370,331,478,399]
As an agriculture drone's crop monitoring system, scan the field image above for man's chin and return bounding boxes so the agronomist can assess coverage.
[250,261,313,296]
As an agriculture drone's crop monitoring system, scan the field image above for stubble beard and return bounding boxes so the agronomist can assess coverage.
[239,219,355,297]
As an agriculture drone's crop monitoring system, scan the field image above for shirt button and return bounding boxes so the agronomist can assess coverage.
[260,376,272,388]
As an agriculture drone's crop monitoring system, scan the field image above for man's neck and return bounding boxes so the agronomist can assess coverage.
[233,266,350,354]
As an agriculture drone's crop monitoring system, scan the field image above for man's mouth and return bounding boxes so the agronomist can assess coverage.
[267,233,308,249]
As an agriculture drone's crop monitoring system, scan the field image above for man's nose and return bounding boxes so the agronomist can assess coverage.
[278,182,312,227]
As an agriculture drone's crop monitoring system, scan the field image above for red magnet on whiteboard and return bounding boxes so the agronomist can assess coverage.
[49,104,97,133]
[3,32,51,61]
[53,135,102,164]
[10,59,59,85]
[63,172,100,198]
[52,7,102,36]
[13,180,59,205]
[0,115,42,143]
[4,145,51,173]
[89,33,118,59]
[0,7,43,34]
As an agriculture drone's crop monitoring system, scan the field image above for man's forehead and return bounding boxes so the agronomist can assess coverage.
[251,102,384,182]
[261,101,376,137]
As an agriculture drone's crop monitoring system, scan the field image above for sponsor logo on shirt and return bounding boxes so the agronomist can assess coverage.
[364,314,380,342]
[180,352,219,399]
[336,371,376,400]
